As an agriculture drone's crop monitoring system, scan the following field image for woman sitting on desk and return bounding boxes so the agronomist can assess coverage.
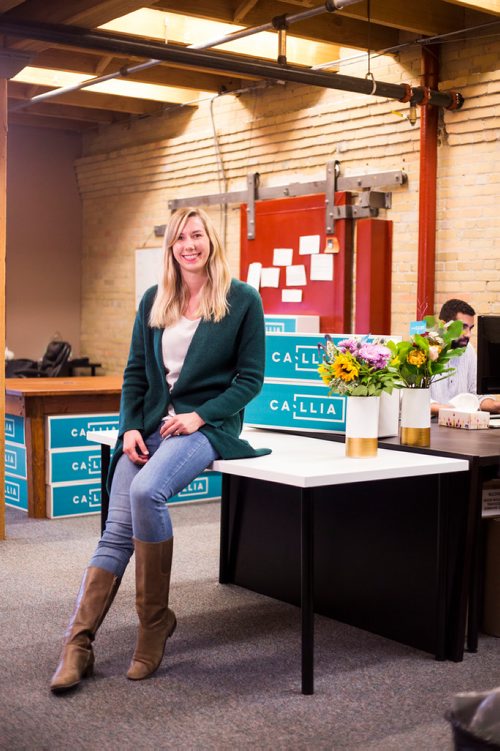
[50,207,270,693]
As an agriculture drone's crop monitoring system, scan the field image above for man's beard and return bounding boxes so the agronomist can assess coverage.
[452,337,469,349]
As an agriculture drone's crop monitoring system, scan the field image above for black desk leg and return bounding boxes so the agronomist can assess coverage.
[435,475,448,661]
[100,445,111,535]
[467,464,482,653]
[219,474,231,584]
[301,489,314,695]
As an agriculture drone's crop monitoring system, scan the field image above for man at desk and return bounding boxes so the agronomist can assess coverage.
[430,298,500,416]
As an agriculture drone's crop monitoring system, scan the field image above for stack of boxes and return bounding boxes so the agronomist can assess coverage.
[4,415,28,512]
[45,417,222,515]
[45,413,120,518]
[245,314,399,436]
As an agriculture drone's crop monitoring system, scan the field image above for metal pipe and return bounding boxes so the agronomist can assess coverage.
[11,59,161,108]
[12,1,350,109]
[416,45,440,320]
[1,19,463,110]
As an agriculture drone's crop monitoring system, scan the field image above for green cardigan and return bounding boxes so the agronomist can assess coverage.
[108,278,270,485]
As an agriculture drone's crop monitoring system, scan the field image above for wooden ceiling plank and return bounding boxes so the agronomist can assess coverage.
[233,0,260,23]
[443,0,499,14]
[10,100,119,123]
[3,0,162,53]
[153,0,399,50]
[94,54,115,75]
[3,0,159,26]
[8,80,170,115]
[31,48,247,91]
[340,0,500,35]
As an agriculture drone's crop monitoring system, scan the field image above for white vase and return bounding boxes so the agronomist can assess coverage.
[345,395,380,457]
[400,388,431,447]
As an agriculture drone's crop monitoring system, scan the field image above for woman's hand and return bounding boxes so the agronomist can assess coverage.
[123,429,149,465]
[160,412,205,439]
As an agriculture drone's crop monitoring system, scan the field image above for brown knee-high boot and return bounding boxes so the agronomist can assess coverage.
[126,538,177,681]
[50,567,120,693]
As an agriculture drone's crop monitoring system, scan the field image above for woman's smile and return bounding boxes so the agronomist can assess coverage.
[173,216,210,274]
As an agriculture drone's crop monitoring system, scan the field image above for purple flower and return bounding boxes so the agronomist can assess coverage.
[337,338,361,354]
[358,343,391,370]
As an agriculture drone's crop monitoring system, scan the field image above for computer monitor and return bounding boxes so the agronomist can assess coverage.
[477,315,500,395]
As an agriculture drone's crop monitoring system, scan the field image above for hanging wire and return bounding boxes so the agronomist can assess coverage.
[364,0,376,95]
[366,0,371,79]
[209,96,229,245]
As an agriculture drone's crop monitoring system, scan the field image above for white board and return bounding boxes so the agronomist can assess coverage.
[135,247,162,309]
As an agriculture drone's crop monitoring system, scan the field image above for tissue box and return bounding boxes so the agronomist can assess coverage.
[438,408,490,430]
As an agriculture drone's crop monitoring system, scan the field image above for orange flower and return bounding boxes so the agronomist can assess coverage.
[407,348,427,367]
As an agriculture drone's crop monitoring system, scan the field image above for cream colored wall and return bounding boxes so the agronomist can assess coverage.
[6,125,82,360]
[78,35,499,374]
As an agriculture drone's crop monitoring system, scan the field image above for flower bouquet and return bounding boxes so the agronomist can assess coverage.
[318,336,398,397]
[318,336,399,457]
[386,315,465,389]
[386,315,466,446]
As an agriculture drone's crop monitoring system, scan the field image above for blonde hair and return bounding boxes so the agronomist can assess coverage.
[149,207,232,328]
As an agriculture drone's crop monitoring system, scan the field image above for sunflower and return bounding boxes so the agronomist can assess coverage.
[333,353,359,382]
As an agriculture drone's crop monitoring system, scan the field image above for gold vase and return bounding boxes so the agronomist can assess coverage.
[345,395,380,457]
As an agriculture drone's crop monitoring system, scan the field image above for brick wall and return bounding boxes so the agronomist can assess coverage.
[77,36,499,373]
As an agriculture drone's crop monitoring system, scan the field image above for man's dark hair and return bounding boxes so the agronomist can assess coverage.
[439,298,475,322]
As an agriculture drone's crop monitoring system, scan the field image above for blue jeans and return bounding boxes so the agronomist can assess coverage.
[89,427,219,578]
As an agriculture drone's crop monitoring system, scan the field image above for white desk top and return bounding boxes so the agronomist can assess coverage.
[87,428,469,489]
[87,429,118,448]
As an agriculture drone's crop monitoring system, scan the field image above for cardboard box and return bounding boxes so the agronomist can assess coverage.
[46,413,119,450]
[46,446,114,483]
[4,442,27,479]
[5,476,28,512]
[483,517,500,637]
[5,414,25,445]
[438,408,490,430]
[264,314,320,333]
[264,332,400,382]
[46,480,102,518]
[45,470,222,519]
[245,379,400,437]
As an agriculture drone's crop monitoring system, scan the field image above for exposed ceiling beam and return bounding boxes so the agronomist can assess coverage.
[339,0,499,35]
[2,0,160,25]
[3,0,161,52]
[9,98,124,123]
[152,1,400,51]
[30,48,247,92]
[233,0,260,23]
[101,8,342,68]
[8,80,170,115]
[443,0,499,14]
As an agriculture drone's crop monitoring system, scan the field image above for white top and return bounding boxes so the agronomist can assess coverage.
[162,316,201,417]
[86,427,468,488]
[430,344,488,406]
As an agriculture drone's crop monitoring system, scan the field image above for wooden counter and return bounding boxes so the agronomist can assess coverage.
[5,376,122,518]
